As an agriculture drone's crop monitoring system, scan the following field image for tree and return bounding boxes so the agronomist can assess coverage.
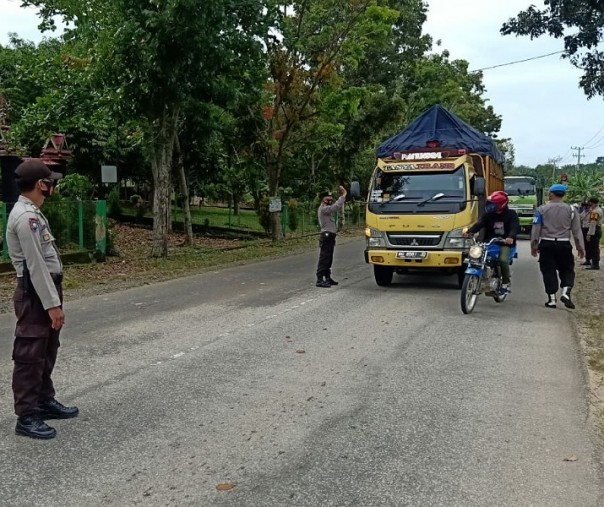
[0,34,146,184]
[501,1,604,98]
[25,0,271,256]
[260,0,399,240]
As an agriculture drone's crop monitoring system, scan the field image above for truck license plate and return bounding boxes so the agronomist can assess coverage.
[396,251,427,259]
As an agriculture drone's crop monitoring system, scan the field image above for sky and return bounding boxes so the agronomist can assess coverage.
[1,0,604,167]
[423,0,604,168]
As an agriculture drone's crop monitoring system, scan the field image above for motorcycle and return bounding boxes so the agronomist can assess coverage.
[460,237,517,314]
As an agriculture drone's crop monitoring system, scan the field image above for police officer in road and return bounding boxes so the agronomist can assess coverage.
[6,159,79,439]
[584,197,603,270]
[316,185,347,287]
[530,183,585,309]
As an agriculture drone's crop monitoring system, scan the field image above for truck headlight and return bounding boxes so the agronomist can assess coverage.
[445,228,471,249]
[365,227,386,248]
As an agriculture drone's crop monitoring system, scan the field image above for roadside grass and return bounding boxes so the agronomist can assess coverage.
[575,265,604,437]
[61,234,327,291]
[585,315,604,374]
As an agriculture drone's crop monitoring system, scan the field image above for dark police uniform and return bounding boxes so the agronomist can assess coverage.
[531,197,585,308]
[6,159,78,439]
[316,191,346,287]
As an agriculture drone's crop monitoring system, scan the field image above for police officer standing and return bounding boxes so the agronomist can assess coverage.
[316,185,347,287]
[530,183,585,309]
[6,159,79,439]
[584,197,603,270]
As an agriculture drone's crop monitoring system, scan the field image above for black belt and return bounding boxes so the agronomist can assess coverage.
[17,273,63,286]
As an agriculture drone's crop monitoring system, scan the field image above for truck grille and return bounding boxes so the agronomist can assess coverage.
[387,232,443,247]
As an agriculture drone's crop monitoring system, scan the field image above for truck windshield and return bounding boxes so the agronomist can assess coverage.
[505,178,535,196]
[370,166,466,206]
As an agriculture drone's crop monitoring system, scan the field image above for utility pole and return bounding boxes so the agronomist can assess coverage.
[571,146,583,173]
[547,156,562,185]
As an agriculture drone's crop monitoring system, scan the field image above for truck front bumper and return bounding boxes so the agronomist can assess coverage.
[364,249,464,268]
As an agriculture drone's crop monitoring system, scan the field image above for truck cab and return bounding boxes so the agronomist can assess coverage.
[353,104,506,288]
[357,150,500,287]
[504,176,540,234]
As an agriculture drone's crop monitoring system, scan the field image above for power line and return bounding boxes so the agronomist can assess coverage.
[470,50,565,73]
[584,138,604,150]
[583,124,604,146]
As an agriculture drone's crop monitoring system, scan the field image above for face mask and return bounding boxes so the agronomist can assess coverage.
[40,180,54,197]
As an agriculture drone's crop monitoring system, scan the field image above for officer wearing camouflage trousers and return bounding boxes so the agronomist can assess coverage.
[316,185,347,287]
[530,183,585,309]
[6,159,79,440]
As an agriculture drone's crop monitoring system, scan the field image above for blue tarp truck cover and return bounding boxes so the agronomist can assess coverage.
[376,104,504,164]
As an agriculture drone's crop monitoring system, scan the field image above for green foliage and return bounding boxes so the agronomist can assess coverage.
[56,173,94,200]
[565,171,604,203]
[7,0,507,250]
[501,1,604,98]
[39,194,97,251]
[106,186,122,219]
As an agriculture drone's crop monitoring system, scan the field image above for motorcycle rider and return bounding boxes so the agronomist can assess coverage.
[466,191,520,294]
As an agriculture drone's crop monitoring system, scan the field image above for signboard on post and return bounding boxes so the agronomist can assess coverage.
[101,165,117,183]
[269,198,282,213]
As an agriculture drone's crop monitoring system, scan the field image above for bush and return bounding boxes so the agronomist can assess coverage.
[287,198,299,232]
[257,196,271,233]
[130,194,147,220]
[56,174,94,200]
[107,186,122,219]
[351,202,361,225]
[40,194,97,251]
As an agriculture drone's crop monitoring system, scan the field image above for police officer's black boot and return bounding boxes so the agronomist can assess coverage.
[560,287,575,309]
[327,277,339,286]
[38,398,79,419]
[15,414,57,439]
[316,276,331,288]
[585,264,600,270]
[544,294,557,309]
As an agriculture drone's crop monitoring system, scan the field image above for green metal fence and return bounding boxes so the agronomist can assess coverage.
[1,200,107,262]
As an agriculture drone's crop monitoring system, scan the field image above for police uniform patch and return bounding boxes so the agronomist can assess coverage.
[29,218,40,231]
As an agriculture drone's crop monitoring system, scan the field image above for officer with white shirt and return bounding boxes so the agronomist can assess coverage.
[530,183,585,309]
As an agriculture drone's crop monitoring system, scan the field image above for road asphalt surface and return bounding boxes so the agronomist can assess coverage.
[1,238,603,506]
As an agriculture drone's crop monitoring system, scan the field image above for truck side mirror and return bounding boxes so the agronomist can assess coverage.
[350,181,361,199]
[472,177,485,196]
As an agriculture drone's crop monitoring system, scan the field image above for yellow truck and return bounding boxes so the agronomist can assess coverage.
[351,105,505,287]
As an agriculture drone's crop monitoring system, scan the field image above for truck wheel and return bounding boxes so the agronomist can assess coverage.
[374,265,394,286]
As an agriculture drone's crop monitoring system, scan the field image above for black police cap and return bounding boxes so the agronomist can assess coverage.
[319,191,333,200]
[15,159,63,182]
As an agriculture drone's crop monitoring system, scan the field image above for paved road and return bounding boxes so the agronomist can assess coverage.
[0,238,603,506]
